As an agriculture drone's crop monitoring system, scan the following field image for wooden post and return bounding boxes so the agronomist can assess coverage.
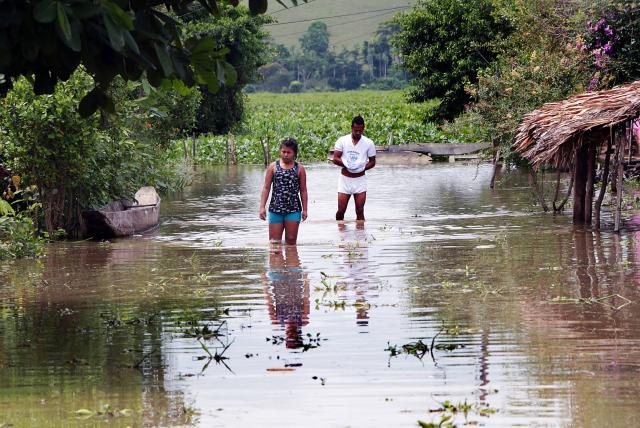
[182,140,189,160]
[594,137,612,229]
[231,135,237,165]
[614,127,625,232]
[225,136,229,165]
[628,122,633,163]
[266,137,271,165]
[490,138,500,189]
[573,144,589,224]
[584,143,596,224]
[191,136,197,159]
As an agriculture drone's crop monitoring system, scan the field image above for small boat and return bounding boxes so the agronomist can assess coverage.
[82,187,161,238]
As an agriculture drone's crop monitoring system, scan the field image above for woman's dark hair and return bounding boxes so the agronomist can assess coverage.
[351,115,365,127]
[280,138,298,158]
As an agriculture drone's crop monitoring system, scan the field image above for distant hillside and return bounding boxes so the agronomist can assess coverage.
[245,0,417,49]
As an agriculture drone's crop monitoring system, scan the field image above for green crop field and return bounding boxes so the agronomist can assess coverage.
[187,90,479,164]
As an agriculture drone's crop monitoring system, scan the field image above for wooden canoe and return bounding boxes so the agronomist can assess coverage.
[82,187,161,239]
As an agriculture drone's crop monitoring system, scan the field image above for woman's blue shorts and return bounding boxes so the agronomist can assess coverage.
[268,211,302,224]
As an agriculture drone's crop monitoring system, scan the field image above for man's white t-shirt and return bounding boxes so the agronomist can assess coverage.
[334,134,376,173]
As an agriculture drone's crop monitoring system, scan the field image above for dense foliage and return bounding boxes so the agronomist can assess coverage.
[580,0,640,90]
[254,21,408,92]
[0,0,296,116]
[182,5,273,134]
[0,214,44,260]
[464,0,591,160]
[0,71,189,236]
[392,0,511,122]
[186,91,474,164]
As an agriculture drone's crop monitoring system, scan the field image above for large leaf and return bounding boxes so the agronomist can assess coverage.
[0,200,15,216]
[56,2,73,43]
[222,61,237,86]
[153,44,173,77]
[122,30,140,55]
[33,0,57,23]
[78,88,101,117]
[248,0,268,15]
[104,1,134,30]
[103,13,125,52]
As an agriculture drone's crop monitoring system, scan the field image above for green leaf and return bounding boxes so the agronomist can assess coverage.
[222,62,237,86]
[104,1,134,30]
[56,2,73,43]
[78,88,100,117]
[248,0,268,15]
[103,14,125,52]
[33,0,57,23]
[0,200,15,216]
[123,30,140,55]
[200,0,221,16]
[153,44,173,77]
[98,93,115,114]
[204,71,219,93]
[192,37,217,56]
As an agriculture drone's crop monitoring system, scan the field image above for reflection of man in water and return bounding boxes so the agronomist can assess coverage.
[338,222,372,326]
[263,245,309,349]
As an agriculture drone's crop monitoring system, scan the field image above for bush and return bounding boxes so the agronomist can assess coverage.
[196,87,244,135]
[289,81,303,93]
[0,215,44,260]
[0,71,191,236]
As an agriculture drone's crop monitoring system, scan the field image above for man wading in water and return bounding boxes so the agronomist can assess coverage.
[332,116,376,221]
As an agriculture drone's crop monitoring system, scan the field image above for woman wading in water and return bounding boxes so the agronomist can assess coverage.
[259,138,308,245]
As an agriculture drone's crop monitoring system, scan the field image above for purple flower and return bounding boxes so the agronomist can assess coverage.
[603,41,614,54]
[595,18,606,31]
[594,49,602,60]
[587,75,599,92]
[604,25,614,37]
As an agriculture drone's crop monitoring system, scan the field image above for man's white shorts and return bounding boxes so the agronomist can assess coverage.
[338,174,367,195]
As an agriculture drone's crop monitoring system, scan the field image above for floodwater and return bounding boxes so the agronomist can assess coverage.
[2,163,640,427]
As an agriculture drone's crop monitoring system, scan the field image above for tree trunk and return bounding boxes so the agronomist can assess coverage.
[614,127,626,232]
[584,143,596,224]
[595,138,612,229]
[573,145,589,224]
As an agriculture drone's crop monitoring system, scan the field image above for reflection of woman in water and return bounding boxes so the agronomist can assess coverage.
[263,245,310,349]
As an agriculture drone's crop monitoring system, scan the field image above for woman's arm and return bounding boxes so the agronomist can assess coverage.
[259,163,275,220]
[299,164,308,221]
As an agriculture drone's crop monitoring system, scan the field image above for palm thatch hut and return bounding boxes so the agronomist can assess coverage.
[514,80,640,231]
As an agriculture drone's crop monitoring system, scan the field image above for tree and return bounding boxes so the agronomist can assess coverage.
[0,0,298,117]
[393,0,511,122]
[300,21,330,56]
[182,5,272,134]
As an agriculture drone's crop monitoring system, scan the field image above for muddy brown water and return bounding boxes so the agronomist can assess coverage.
[2,164,640,427]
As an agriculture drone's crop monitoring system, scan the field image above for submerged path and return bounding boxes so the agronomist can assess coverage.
[2,164,640,427]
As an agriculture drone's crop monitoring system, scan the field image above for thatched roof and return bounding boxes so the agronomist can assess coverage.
[513,80,640,167]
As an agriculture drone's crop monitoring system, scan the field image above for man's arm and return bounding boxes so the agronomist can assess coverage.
[332,150,346,168]
[364,156,376,171]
